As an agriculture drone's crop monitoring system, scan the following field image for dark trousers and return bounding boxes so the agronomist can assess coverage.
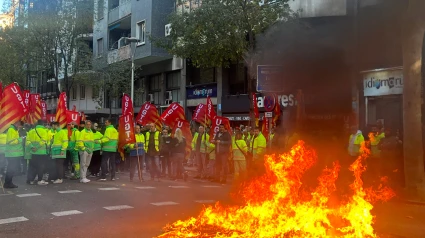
[20,157,27,174]
[101,151,116,179]
[215,152,229,181]
[46,158,56,180]
[129,156,143,181]
[146,154,160,179]
[88,150,101,175]
[0,153,6,176]
[27,154,48,182]
[161,154,171,176]
[55,159,65,180]
[172,153,185,178]
[5,158,21,185]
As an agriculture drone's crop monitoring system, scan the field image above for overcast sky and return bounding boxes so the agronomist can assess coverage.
[0,0,5,13]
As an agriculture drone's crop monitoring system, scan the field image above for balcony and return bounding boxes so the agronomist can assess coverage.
[107,45,131,64]
[108,0,131,25]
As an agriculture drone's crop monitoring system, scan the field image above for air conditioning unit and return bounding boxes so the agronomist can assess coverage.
[147,94,154,103]
[118,37,127,48]
[165,91,172,101]
[165,23,172,37]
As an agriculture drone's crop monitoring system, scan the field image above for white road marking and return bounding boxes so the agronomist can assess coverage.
[51,210,83,217]
[98,187,120,191]
[151,201,179,206]
[169,186,190,189]
[192,179,207,183]
[195,200,216,204]
[16,193,41,198]
[201,185,221,188]
[103,205,134,211]
[135,186,156,189]
[0,217,28,225]
[58,190,82,194]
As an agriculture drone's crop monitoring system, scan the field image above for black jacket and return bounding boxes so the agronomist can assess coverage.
[160,136,172,156]
[171,137,186,154]
[216,131,231,153]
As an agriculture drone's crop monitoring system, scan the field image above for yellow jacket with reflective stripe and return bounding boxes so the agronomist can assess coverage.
[0,133,6,154]
[233,139,247,161]
[101,125,118,152]
[27,125,50,155]
[129,133,145,149]
[76,129,95,152]
[145,131,160,152]
[51,129,69,159]
[191,132,210,153]
[5,126,23,157]
[250,133,267,160]
[207,143,215,160]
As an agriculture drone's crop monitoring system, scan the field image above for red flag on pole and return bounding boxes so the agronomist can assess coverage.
[66,110,81,125]
[252,93,259,127]
[122,93,134,116]
[262,117,270,142]
[46,114,56,123]
[206,95,216,125]
[40,100,47,120]
[56,92,67,128]
[135,102,161,130]
[172,119,193,154]
[118,114,136,159]
[0,83,29,133]
[209,116,231,142]
[22,90,30,122]
[160,102,185,128]
[192,104,207,126]
[29,93,42,124]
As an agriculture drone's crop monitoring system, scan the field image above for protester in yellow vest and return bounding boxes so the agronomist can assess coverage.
[145,123,161,181]
[99,119,118,181]
[127,125,145,181]
[233,132,248,180]
[27,120,50,186]
[370,126,385,157]
[0,131,7,177]
[191,126,210,179]
[50,122,68,184]
[3,122,24,188]
[76,120,95,183]
[249,127,267,161]
[88,126,103,178]
[348,126,364,157]
[206,143,216,181]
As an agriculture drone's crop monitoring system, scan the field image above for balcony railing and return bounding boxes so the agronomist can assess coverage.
[107,45,131,64]
[108,0,131,24]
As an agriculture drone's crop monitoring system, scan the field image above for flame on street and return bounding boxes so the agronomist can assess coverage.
[159,141,395,237]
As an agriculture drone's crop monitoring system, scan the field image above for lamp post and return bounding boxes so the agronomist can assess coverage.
[124,37,140,106]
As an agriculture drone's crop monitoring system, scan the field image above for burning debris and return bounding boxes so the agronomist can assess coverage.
[159,141,395,238]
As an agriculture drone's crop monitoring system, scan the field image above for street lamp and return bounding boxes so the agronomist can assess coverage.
[124,37,140,106]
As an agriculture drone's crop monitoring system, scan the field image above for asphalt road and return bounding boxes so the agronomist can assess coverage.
[0,170,232,238]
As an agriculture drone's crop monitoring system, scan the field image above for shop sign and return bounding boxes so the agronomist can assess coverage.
[257,94,296,108]
[363,68,403,96]
[186,84,218,99]
[226,116,251,121]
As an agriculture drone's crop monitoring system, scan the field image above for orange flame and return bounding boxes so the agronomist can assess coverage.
[158,141,395,237]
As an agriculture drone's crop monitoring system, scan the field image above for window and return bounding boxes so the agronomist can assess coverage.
[149,74,161,104]
[97,0,104,20]
[71,87,77,100]
[97,38,103,57]
[92,86,99,99]
[166,72,181,103]
[136,20,146,45]
[80,85,85,99]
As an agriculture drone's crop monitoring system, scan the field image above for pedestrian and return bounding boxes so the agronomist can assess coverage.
[206,143,216,180]
[68,122,80,180]
[145,123,161,181]
[27,120,50,186]
[50,122,68,184]
[171,128,186,180]
[192,126,210,179]
[160,128,172,178]
[76,120,95,183]
[233,131,248,181]
[127,125,145,182]
[88,124,103,177]
[211,124,231,184]
[99,119,118,181]
[3,121,24,188]
[248,127,267,177]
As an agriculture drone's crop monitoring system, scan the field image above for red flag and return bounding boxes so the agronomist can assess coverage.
[22,90,31,122]
[56,92,67,128]
[160,102,185,128]
[40,100,47,120]
[136,102,161,130]
[66,110,81,125]
[46,114,56,123]
[209,116,231,142]
[122,93,134,116]
[172,119,193,155]
[0,83,29,133]
[29,94,42,123]
[252,93,259,127]
[273,94,281,127]
[192,104,207,126]
[118,114,136,159]
[206,96,216,125]
[262,117,270,142]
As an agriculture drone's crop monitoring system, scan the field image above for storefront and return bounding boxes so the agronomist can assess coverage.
[361,67,403,132]
[185,83,218,120]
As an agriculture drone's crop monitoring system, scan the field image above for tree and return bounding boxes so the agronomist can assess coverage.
[402,0,425,199]
[153,0,295,125]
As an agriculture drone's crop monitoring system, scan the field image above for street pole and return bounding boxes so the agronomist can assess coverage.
[131,47,135,106]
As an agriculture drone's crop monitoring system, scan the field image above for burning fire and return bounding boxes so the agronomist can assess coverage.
[159,141,395,237]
